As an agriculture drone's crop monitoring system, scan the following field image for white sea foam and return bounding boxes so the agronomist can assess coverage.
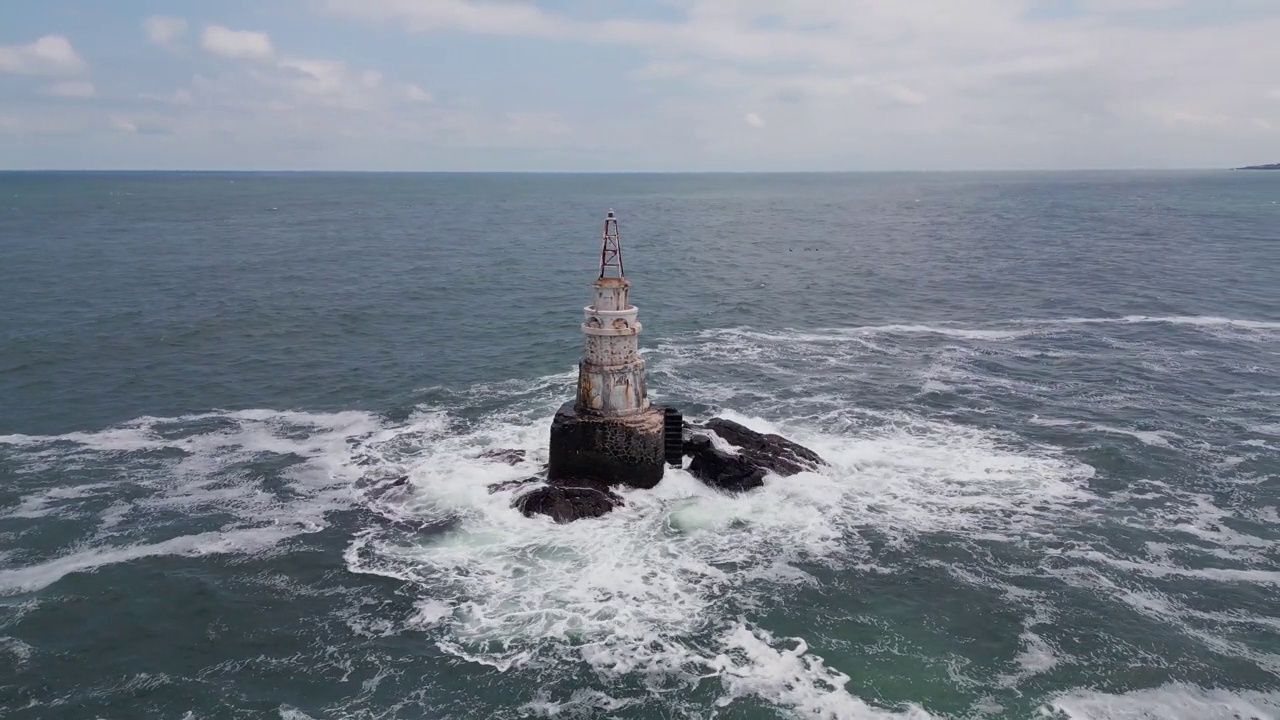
[920,379,954,394]
[1029,418,1179,448]
[2,482,120,519]
[1047,545,1280,678]
[1012,629,1060,676]
[0,635,34,664]
[694,323,1035,346]
[1046,683,1280,720]
[1041,315,1280,331]
[1070,550,1280,587]
[0,409,382,595]
[710,624,936,719]
[6,337,1260,714]
[1101,488,1276,573]
[686,316,1280,352]
[519,689,640,718]
[830,324,1033,341]
[996,602,1070,688]
[338,403,1094,714]
[0,526,307,595]
[1167,493,1275,551]
[407,598,452,628]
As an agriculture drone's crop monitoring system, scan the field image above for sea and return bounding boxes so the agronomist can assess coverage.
[0,171,1277,719]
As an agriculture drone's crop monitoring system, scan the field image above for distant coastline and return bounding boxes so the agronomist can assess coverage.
[1236,163,1280,170]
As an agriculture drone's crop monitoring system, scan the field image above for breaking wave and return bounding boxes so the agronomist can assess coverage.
[0,409,381,594]
[0,381,1097,714]
[339,395,1094,710]
[2,314,1276,716]
[1047,683,1280,720]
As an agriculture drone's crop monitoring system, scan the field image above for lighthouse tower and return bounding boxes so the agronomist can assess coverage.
[547,211,666,489]
[577,211,649,415]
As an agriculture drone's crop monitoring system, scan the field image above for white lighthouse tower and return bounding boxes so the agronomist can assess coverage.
[547,211,666,489]
[576,211,650,415]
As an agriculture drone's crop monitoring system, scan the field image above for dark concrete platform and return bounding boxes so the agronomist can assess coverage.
[547,401,665,489]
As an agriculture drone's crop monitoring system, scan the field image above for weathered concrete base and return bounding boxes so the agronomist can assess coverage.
[547,401,665,489]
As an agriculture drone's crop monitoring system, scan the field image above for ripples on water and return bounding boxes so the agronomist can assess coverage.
[0,172,1277,718]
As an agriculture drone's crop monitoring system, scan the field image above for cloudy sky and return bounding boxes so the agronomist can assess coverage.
[2,0,1278,171]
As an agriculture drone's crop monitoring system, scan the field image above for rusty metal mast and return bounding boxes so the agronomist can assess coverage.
[599,210,624,278]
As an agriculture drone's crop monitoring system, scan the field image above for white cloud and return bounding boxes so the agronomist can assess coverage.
[274,58,403,110]
[403,83,432,102]
[1164,111,1234,128]
[884,83,928,107]
[144,16,189,49]
[277,58,353,96]
[0,35,88,76]
[140,89,194,106]
[110,116,139,134]
[1074,0,1185,12]
[43,81,97,98]
[201,25,274,61]
[9,0,1279,170]
[324,0,563,37]
[167,50,433,124]
[319,0,1280,169]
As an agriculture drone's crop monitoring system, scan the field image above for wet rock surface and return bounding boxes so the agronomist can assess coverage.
[478,448,527,465]
[505,413,825,519]
[356,472,412,501]
[513,482,623,523]
[684,435,765,492]
[696,418,826,476]
[487,475,542,494]
[683,417,826,493]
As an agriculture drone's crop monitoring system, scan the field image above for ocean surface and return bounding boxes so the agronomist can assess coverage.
[0,171,1277,719]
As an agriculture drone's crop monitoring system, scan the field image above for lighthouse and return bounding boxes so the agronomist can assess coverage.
[547,211,667,489]
[577,211,648,415]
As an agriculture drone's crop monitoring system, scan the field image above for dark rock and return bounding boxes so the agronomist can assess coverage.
[702,418,825,476]
[478,448,527,465]
[1237,163,1280,170]
[487,475,542,494]
[680,418,826,494]
[683,433,713,457]
[513,483,623,523]
[685,434,766,493]
[356,472,411,499]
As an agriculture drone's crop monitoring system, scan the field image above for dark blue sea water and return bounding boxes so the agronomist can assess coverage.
[0,171,1278,719]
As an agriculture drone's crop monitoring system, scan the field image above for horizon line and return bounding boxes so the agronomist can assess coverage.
[0,166,1256,174]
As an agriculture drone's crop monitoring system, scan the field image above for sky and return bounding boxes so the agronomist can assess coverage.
[1,0,1278,171]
